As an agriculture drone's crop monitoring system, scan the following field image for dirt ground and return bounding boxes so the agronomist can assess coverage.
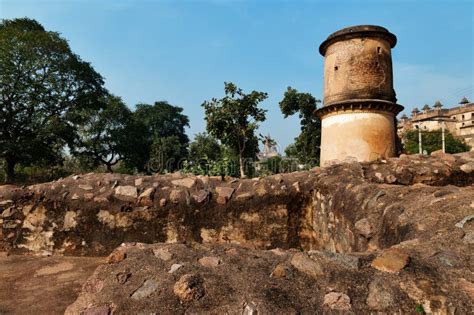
[0,255,103,315]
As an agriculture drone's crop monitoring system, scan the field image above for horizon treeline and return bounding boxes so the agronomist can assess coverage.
[1,18,469,184]
[0,18,323,183]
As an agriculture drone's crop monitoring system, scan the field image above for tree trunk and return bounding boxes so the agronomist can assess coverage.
[106,163,113,173]
[239,155,246,178]
[4,156,16,183]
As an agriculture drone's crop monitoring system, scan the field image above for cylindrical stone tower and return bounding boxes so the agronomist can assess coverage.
[315,25,404,166]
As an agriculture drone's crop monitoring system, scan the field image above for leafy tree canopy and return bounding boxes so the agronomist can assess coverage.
[202,82,267,178]
[0,18,106,182]
[134,101,189,144]
[279,87,321,166]
[73,95,132,172]
[188,132,222,162]
[128,101,190,173]
[148,136,185,174]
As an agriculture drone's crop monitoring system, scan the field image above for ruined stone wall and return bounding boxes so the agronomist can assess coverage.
[1,153,473,257]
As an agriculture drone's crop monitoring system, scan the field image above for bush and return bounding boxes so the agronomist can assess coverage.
[402,129,470,154]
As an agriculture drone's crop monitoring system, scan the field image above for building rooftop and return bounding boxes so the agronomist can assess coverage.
[409,102,474,122]
[319,25,397,56]
[433,101,443,108]
[460,97,470,105]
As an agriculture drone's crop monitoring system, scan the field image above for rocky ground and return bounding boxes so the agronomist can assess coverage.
[0,152,473,314]
[65,239,473,314]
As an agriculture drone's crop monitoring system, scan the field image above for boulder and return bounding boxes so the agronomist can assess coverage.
[371,248,409,273]
[131,279,159,300]
[114,186,138,201]
[216,186,234,204]
[323,292,351,311]
[173,274,205,302]
[460,162,474,174]
[171,178,196,189]
[192,190,209,204]
[355,218,374,238]
[138,187,155,206]
[366,278,395,310]
[290,252,324,278]
[198,256,221,268]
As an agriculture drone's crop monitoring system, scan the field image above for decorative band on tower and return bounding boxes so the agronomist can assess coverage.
[315,25,404,166]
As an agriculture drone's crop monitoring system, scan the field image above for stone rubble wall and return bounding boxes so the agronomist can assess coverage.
[0,153,473,256]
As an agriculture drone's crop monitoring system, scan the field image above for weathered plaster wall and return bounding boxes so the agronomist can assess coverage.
[316,25,402,165]
[323,37,395,106]
[320,111,396,166]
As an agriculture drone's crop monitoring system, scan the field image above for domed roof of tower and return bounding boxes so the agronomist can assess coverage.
[412,107,420,113]
[401,114,408,119]
[422,104,430,110]
[433,101,443,108]
[319,25,397,56]
[459,97,469,104]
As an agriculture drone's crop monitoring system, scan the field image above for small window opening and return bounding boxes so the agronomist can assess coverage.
[375,62,379,67]
[334,66,338,71]
[377,47,381,54]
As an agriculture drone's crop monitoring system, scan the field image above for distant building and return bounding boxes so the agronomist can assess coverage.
[398,97,474,148]
[257,135,280,161]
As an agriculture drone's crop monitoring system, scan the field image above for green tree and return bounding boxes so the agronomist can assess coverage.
[130,101,190,172]
[189,132,222,162]
[284,143,298,158]
[73,95,132,172]
[402,129,470,154]
[0,18,106,182]
[279,87,321,166]
[202,82,267,178]
[148,136,185,173]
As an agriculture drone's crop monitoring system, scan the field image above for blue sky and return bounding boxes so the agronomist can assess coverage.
[1,0,473,151]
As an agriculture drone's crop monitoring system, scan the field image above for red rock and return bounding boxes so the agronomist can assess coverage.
[106,250,126,264]
[198,256,221,267]
[138,187,155,206]
[159,198,167,207]
[290,253,324,278]
[371,248,409,273]
[173,274,205,301]
[323,292,351,310]
[215,186,234,204]
[355,218,374,238]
